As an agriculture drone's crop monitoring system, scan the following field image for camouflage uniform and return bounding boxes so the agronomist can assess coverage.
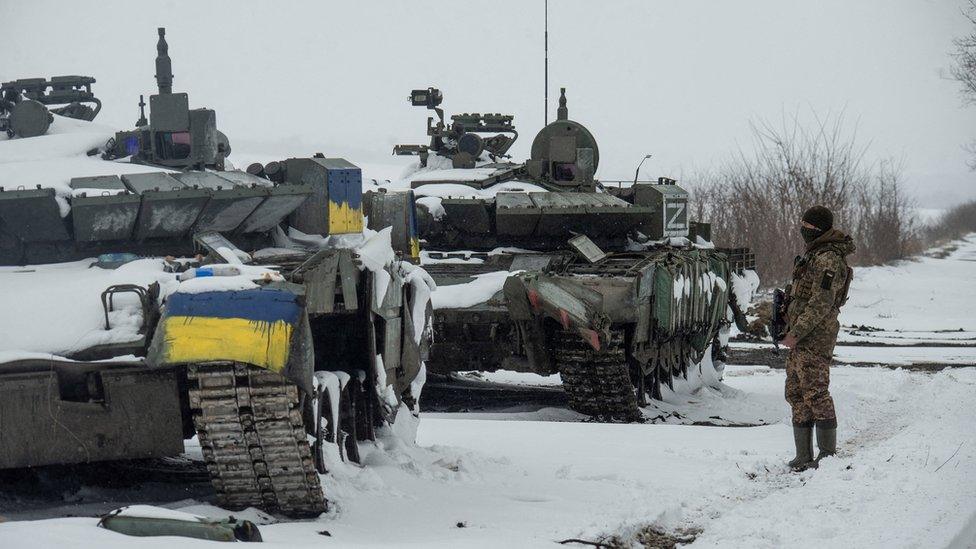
[784,229,855,425]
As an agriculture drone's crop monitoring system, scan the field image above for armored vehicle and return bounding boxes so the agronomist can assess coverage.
[398,88,754,421]
[157,235,429,517]
[0,28,432,518]
[1,75,101,138]
[0,232,430,517]
[0,27,289,267]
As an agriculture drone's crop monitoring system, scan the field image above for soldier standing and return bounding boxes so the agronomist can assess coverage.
[780,205,855,470]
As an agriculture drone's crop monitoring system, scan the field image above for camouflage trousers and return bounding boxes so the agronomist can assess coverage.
[785,344,836,425]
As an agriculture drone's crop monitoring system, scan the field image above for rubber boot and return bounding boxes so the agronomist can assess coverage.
[788,422,815,471]
[814,419,837,465]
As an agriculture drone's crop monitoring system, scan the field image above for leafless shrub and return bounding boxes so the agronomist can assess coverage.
[689,111,920,286]
[852,160,923,265]
[924,199,976,243]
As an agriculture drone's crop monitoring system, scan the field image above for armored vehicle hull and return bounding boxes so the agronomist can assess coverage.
[0,171,312,266]
[0,151,430,517]
[0,242,431,517]
[0,358,184,470]
[424,246,749,420]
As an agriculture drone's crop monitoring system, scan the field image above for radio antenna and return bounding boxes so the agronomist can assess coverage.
[544,0,549,126]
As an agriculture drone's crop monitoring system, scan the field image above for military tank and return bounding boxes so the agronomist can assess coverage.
[0,28,432,518]
[396,88,755,421]
[0,27,277,266]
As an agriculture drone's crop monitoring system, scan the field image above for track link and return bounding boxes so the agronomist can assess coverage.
[554,330,642,422]
[187,363,326,517]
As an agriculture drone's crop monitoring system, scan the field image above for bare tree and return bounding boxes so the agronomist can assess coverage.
[853,160,921,265]
[950,0,976,169]
[689,110,921,286]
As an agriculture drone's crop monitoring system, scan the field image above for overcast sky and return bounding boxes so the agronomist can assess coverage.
[4,0,974,207]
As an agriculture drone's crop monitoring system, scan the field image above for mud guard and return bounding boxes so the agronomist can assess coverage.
[503,273,611,351]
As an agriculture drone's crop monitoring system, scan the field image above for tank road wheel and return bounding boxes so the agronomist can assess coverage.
[312,383,336,474]
[187,362,326,518]
[312,374,362,473]
[554,330,642,422]
[341,376,367,463]
[351,374,377,443]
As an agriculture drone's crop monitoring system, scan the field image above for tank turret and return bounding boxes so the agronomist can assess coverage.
[106,27,230,170]
[525,88,600,192]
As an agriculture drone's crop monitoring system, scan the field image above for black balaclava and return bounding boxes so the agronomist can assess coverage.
[800,227,822,243]
[801,205,833,243]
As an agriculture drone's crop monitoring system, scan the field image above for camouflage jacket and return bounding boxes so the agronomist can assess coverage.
[786,229,856,343]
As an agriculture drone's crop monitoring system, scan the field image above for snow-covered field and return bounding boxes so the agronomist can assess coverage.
[729,234,976,372]
[841,236,976,334]
[2,238,975,547]
[1,365,973,548]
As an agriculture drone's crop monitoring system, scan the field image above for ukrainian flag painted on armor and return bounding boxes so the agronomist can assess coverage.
[156,288,301,372]
[327,167,363,235]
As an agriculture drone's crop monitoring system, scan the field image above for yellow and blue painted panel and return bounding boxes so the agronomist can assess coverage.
[327,168,363,235]
[407,191,420,261]
[158,288,301,372]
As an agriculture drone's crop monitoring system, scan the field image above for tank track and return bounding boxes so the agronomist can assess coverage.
[554,329,642,422]
[187,363,326,517]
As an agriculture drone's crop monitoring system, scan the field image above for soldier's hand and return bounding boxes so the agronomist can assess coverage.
[781,333,798,349]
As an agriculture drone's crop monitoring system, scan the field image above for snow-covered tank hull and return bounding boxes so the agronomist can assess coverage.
[0,241,432,518]
[0,171,313,266]
[425,246,750,420]
[143,244,430,516]
[503,249,736,420]
[0,358,185,470]
[0,153,431,518]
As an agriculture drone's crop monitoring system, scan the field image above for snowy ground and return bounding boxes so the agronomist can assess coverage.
[1,365,973,548]
[730,234,976,370]
[2,239,976,547]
